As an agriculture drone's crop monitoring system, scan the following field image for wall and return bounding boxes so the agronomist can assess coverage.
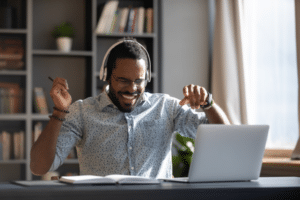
[161,0,210,100]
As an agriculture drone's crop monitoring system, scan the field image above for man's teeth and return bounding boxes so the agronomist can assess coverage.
[122,94,137,100]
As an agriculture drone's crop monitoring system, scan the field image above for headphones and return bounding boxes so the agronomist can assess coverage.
[99,39,152,83]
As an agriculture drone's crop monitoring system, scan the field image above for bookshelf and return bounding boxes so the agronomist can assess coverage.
[0,0,161,181]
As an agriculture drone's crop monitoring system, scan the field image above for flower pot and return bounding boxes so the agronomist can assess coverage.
[56,37,72,52]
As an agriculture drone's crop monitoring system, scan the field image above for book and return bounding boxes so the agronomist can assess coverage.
[13,131,20,159]
[59,174,160,185]
[1,131,11,160]
[19,131,24,159]
[103,1,119,34]
[118,7,129,33]
[110,8,120,33]
[126,8,135,33]
[146,8,153,33]
[95,1,119,34]
[136,7,145,34]
[95,1,114,33]
[33,87,49,114]
[14,131,24,159]
[129,8,138,33]
[112,8,122,33]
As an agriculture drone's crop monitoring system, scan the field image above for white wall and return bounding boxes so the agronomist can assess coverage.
[161,0,210,100]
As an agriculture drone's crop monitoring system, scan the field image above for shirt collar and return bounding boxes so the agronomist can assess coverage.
[98,85,150,111]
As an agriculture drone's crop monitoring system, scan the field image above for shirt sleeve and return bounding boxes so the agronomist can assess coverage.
[48,100,84,172]
[171,97,208,139]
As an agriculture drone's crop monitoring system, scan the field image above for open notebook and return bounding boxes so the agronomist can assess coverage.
[59,174,160,185]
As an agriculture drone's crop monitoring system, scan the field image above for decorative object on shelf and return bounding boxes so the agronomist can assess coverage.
[51,22,75,52]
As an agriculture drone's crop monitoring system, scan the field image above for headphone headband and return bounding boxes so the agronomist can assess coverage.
[99,39,151,82]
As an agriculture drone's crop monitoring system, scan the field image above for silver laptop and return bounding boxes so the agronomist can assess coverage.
[164,124,269,183]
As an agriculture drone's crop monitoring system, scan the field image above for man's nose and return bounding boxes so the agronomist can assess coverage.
[127,82,138,93]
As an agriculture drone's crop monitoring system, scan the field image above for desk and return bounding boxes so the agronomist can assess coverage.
[1,177,300,200]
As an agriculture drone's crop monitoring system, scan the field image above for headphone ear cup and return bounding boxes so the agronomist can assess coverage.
[103,67,107,81]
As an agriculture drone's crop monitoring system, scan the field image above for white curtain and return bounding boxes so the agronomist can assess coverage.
[244,0,298,149]
[212,0,248,125]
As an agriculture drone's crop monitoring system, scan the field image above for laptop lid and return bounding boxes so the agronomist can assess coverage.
[188,124,269,182]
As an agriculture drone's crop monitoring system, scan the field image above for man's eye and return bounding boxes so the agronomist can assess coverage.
[135,80,144,84]
[120,79,128,83]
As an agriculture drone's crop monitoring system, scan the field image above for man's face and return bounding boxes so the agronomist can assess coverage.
[108,58,147,112]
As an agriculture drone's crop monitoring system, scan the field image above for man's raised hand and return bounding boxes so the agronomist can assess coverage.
[179,84,208,109]
[49,77,72,110]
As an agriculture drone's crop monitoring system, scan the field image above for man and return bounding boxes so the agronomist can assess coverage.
[30,38,230,179]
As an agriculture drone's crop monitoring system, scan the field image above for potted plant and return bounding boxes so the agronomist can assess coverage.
[172,132,195,177]
[51,22,75,52]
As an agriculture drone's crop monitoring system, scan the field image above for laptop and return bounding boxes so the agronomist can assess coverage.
[164,124,269,183]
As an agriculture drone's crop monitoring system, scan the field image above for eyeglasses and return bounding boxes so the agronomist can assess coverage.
[112,75,146,87]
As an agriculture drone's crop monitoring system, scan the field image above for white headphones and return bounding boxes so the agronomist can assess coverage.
[99,39,152,82]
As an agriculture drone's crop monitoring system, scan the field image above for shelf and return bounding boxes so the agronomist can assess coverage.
[0,70,27,76]
[0,160,26,164]
[0,29,27,34]
[96,33,156,38]
[0,114,27,120]
[0,0,160,182]
[31,114,50,120]
[32,50,93,57]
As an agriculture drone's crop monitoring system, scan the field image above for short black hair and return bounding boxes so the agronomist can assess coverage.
[106,38,148,81]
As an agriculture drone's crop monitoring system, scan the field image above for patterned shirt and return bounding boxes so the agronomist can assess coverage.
[49,87,208,179]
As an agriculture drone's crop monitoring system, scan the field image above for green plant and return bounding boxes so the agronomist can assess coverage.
[172,132,195,177]
[51,22,75,38]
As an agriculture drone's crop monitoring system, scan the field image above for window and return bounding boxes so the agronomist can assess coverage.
[244,0,298,149]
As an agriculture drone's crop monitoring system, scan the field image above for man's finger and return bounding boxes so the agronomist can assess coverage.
[188,85,195,108]
[54,77,69,90]
[194,86,201,109]
[183,86,189,97]
[200,87,208,105]
[179,97,189,106]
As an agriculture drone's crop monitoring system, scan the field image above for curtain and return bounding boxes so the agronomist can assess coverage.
[211,0,248,125]
[292,0,300,159]
[244,0,298,149]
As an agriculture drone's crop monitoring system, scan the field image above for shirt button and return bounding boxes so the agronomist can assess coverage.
[129,147,132,150]
[129,126,131,129]
[131,167,134,170]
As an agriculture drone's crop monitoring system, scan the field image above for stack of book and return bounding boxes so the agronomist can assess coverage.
[95,1,153,34]
[0,82,24,114]
[0,38,24,70]
[0,130,25,160]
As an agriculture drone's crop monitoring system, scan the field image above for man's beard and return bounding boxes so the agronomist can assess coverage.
[108,87,142,113]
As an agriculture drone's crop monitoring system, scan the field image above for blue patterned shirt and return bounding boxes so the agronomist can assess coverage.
[49,87,208,179]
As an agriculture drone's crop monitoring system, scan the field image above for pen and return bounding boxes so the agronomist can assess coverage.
[48,76,54,82]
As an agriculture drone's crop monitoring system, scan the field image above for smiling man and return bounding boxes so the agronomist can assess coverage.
[30,38,230,179]
[108,58,146,112]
